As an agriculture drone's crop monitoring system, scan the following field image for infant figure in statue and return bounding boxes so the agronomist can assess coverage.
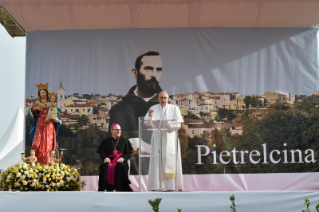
[46,94,58,123]
[48,150,59,165]
[22,149,38,166]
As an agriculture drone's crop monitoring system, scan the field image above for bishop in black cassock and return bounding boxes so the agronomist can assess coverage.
[96,123,133,191]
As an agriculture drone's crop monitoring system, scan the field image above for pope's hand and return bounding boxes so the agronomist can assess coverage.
[167,123,173,132]
[104,158,111,163]
[148,108,154,117]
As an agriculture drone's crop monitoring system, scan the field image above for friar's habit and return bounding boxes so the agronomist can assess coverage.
[96,136,133,191]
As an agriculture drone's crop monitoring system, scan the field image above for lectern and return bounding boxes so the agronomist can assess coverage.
[138,117,179,191]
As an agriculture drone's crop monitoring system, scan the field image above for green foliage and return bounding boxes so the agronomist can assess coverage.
[148,198,162,212]
[188,112,200,120]
[74,115,89,130]
[217,108,237,122]
[243,96,251,108]
[107,93,115,97]
[300,199,319,212]
[243,95,259,108]
[230,194,237,212]
[302,199,311,212]
[58,124,107,175]
[148,198,182,212]
[249,95,258,107]
[227,112,237,122]
[298,96,319,113]
[82,93,94,99]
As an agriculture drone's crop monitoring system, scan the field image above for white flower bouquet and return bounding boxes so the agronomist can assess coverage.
[0,163,85,191]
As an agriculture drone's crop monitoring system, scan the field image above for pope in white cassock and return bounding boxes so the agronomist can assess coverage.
[144,91,184,191]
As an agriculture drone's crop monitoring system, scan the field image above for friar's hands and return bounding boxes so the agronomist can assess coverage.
[104,158,111,163]
[148,108,154,117]
[117,158,124,163]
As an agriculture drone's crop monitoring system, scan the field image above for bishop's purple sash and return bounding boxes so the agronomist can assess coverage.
[106,150,124,185]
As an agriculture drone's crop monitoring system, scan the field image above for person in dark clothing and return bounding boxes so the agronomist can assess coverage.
[97,123,133,191]
[108,51,163,175]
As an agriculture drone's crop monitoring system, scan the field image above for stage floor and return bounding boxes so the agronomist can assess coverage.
[1,191,319,212]
[82,173,319,191]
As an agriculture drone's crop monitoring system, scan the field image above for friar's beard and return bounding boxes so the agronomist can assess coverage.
[137,75,162,97]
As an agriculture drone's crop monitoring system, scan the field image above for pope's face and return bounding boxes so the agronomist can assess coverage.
[111,124,121,138]
[158,92,169,107]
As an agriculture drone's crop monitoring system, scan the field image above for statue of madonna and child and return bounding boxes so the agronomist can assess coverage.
[27,83,62,165]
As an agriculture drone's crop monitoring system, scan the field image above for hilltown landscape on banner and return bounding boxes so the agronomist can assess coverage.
[24,83,319,175]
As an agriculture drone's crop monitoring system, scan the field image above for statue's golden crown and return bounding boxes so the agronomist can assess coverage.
[35,82,49,90]
[49,92,57,97]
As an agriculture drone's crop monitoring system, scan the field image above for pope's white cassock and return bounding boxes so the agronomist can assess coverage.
[144,103,184,191]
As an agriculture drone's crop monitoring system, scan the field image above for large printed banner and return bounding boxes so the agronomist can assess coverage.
[25,28,319,190]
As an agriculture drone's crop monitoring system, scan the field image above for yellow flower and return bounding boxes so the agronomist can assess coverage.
[15,171,19,174]
[46,189,50,192]
[66,185,69,188]
[20,187,23,190]
[52,176,56,180]
[48,178,51,181]
[43,175,46,178]
[57,177,61,181]
[8,185,12,189]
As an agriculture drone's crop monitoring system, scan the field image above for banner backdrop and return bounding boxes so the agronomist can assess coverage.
[25,28,319,190]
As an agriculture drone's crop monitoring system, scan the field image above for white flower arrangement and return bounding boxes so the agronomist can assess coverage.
[0,163,85,191]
